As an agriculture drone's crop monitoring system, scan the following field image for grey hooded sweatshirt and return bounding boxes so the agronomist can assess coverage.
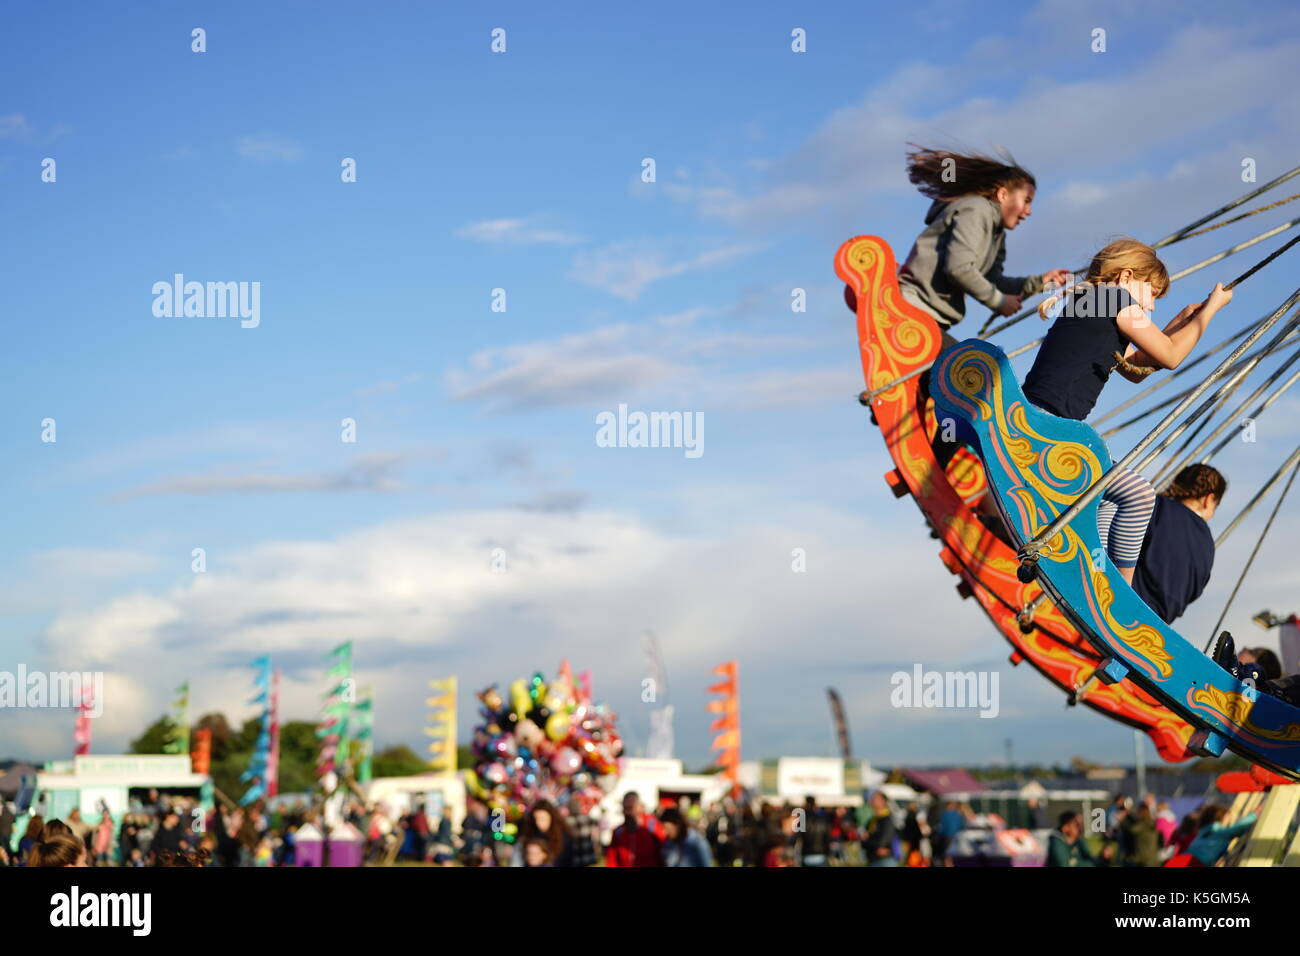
[898,195,1045,328]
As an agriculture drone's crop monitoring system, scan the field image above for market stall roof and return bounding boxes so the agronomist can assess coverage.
[900,768,983,795]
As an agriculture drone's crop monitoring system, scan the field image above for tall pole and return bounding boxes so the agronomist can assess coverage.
[1134,731,1147,802]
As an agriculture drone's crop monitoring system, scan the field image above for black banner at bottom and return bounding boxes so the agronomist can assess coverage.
[1,865,1289,941]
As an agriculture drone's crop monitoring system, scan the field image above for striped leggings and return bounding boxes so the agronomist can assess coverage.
[1095,468,1157,569]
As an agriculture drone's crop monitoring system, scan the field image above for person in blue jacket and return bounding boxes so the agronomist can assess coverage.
[1185,804,1257,866]
[658,806,713,867]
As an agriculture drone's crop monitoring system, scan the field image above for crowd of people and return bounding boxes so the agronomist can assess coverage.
[0,784,1263,868]
[0,787,919,868]
[1046,793,1259,867]
[0,789,309,868]
[453,791,910,867]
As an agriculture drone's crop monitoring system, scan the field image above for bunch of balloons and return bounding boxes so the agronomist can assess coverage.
[465,662,622,835]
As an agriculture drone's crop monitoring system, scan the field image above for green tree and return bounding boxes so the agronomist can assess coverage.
[372,745,429,778]
[130,717,172,754]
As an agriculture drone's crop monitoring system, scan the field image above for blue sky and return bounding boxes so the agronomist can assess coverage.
[4,0,1300,770]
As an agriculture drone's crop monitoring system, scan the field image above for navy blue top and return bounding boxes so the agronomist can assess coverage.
[1022,286,1135,420]
[1132,496,1215,624]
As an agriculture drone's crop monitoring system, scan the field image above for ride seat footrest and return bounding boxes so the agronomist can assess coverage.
[1188,728,1230,759]
[1094,657,1130,685]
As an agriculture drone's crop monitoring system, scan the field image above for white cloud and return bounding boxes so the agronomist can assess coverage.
[446,314,836,413]
[0,549,161,617]
[34,548,159,580]
[455,218,584,245]
[0,113,71,143]
[22,500,1028,761]
[447,324,686,412]
[0,113,36,140]
[716,367,857,409]
[569,240,763,301]
[236,133,305,163]
[113,452,415,500]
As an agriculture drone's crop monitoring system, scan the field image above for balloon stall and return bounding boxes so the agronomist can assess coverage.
[465,662,622,842]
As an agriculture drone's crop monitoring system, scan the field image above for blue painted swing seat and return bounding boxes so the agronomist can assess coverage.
[933,338,1300,779]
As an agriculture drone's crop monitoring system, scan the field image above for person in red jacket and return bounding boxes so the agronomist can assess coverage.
[605,792,662,867]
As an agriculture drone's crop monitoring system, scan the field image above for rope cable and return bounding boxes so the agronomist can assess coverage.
[1215,445,1300,549]
[1205,454,1300,651]
[1174,191,1300,242]
[1153,165,1300,247]
[1203,365,1300,465]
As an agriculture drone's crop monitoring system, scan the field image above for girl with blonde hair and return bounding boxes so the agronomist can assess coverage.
[1022,238,1234,583]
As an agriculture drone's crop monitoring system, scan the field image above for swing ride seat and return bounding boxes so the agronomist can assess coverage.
[836,234,1195,762]
[932,336,1300,779]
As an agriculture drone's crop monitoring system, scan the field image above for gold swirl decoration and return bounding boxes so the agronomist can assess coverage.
[942,344,1111,562]
[875,298,935,374]
[942,514,1020,575]
[1000,406,1102,510]
[1243,715,1300,743]
[845,238,879,278]
[947,345,1105,511]
[948,351,996,422]
[1043,440,1096,490]
[1088,562,1172,678]
[1188,684,1257,730]
[946,451,988,501]
[1004,434,1038,472]
[843,237,938,399]
[899,431,936,499]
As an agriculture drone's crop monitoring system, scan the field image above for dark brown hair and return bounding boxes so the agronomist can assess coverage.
[22,815,45,843]
[1197,804,1229,827]
[29,833,86,867]
[518,800,568,863]
[522,838,552,864]
[906,144,1036,201]
[1245,647,1283,680]
[41,819,74,839]
[659,806,688,840]
[1162,464,1227,503]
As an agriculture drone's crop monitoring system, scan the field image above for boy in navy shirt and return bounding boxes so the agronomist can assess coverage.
[1132,464,1224,623]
